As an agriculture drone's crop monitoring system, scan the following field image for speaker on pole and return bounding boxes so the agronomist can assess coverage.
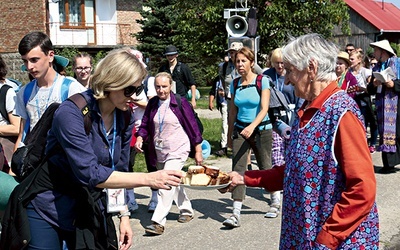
[226,15,248,37]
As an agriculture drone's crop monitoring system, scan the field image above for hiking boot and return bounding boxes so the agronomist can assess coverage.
[144,222,164,235]
[222,214,240,228]
[214,148,227,157]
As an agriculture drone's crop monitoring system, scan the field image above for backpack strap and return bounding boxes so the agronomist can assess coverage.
[255,74,263,95]
[22,80,36,141]
[233,77,241,95]
[60,77,73,102]
[0,85,12,123]
[68,94,92,135]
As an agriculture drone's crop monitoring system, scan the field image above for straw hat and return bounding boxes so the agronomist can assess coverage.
[370,40,396,56]
[337,51,351,66]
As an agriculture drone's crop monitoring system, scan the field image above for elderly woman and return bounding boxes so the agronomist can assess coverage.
[135,72,203,236]
[224,46,273,228]
[226,34,379,248]
[335,51,358,99]
[1,49,182,250]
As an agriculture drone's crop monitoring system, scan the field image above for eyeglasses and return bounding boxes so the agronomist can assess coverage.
[75,66,92,72]
[124,85,144,97]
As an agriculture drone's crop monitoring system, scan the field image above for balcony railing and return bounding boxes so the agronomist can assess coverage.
[47,22,136,47]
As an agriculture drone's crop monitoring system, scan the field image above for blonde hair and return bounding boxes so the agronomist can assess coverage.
[155,72,173,85]
[90,48,147,99]
[270,48,283,68]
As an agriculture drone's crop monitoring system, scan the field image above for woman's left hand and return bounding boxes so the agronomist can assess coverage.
[119,217,133,250]
[240,126,255,139]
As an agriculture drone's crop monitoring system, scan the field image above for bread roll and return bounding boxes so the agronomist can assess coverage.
[181,171,191,185]
[190,173,211,186]
[187,166,205,174]
[204,166,220,178]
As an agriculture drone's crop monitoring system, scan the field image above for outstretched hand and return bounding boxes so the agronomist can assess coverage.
[218,171,245,193]
[148,170,182,190]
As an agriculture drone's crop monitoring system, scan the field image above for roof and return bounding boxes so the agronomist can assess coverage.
[345,0,400,32]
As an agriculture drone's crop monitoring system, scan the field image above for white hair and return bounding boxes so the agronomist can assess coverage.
[282,33,339,82]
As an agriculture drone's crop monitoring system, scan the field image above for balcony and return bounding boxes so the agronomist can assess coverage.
[47,22,137,48]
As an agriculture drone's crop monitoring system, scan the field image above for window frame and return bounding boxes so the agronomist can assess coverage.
[59,0,87,29]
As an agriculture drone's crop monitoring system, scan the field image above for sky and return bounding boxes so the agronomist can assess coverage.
[384,0,400,8]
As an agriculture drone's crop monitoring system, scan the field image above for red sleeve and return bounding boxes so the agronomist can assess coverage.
[316,111,376,248]
[244,165,285,192]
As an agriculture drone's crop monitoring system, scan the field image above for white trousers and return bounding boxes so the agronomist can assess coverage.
[151,159,193,226]
[220,103,229,148]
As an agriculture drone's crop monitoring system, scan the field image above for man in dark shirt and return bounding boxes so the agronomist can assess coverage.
[158,45,197,108]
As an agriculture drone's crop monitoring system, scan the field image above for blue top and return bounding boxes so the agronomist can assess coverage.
[230,75,272,130]
[31,89,134,230]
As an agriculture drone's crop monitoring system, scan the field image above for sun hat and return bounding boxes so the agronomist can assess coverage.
[225,42,243,52]
[337,51,351,66]
[164,45,179,56]
[370,40,396,56]
[20,55,70,72]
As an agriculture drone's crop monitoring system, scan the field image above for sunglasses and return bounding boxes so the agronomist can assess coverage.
[124,85,144,97]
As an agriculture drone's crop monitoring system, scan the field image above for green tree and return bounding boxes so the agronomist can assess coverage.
[135,0,180,76]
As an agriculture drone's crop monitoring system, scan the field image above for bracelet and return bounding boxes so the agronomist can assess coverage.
[118,211,131,218]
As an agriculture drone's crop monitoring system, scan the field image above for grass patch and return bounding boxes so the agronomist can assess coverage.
[133,115,223,173]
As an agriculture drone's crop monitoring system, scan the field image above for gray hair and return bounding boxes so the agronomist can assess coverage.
[282,33,339,82]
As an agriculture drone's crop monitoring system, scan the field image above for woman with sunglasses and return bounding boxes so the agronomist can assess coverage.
[135,72,203,236]
[1,49,182,250]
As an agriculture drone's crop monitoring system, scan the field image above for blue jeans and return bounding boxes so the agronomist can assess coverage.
[27,203,74,250]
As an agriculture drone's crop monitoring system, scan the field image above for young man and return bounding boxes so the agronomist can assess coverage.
[14,31,86,150]
[158,45,197,108]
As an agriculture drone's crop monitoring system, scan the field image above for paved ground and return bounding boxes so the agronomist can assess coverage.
[118,109,400,249]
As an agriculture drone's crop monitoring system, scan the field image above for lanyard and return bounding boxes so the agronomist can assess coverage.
[35,73,58,117]
[158,100,169,134]
[101,110,117,170]
[275,73,284,92]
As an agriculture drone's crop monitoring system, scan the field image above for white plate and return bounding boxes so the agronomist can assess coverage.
[181,182,231,190]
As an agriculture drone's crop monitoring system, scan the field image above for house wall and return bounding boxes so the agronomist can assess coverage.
[116,0,142,46]
[333,9,379,52]
[0,0,47,53]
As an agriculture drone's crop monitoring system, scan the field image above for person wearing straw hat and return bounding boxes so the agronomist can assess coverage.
[335,51,358,99]
[368,40,400,173]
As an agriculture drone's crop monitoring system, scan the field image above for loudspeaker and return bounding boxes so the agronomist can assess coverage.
[226,15,248,37]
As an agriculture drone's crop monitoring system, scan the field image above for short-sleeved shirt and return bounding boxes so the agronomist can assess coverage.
[15,75,86,131]
[0,83,17,126]
[230,75,272,130]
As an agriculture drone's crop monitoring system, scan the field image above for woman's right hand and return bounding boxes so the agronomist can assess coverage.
[147,170,183,190]
[134,136,144,153]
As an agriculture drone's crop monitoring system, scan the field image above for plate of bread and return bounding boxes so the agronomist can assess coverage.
[180,165,231,190]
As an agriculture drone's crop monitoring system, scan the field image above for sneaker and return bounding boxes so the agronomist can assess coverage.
[148,201,157,213]
[264,204,280,218]
[369,146,375,153]
[214,148,227,157]
[378,167,396,174]
[144,222,164,235]
[222,214,240,228]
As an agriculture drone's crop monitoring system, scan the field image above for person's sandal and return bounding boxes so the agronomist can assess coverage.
[144,222,164,235]
[222,214,240,228]
[264,204,280,218]
[177,214,194,223]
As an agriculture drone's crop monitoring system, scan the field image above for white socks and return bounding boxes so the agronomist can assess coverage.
[233,201,242,217]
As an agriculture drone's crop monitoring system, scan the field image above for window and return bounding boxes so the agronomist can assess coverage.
[59,0,93,28]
